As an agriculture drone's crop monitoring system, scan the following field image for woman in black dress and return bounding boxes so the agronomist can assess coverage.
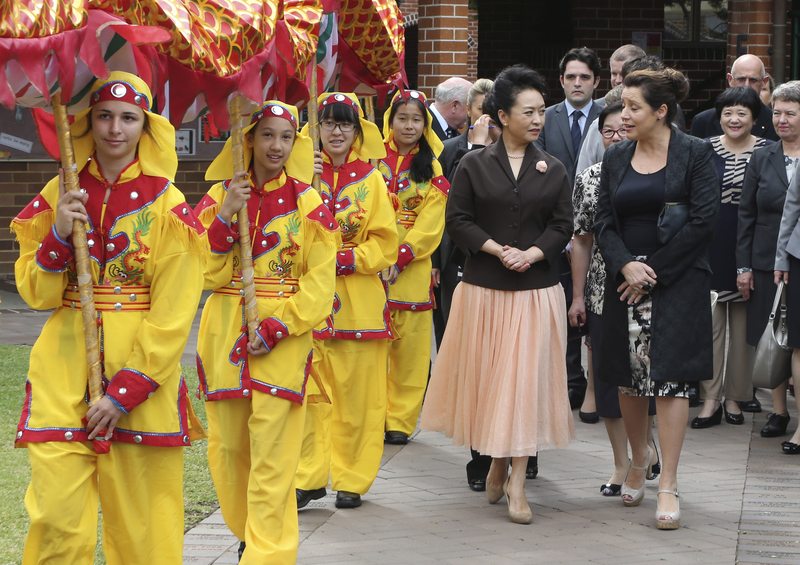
[595,68,719,529]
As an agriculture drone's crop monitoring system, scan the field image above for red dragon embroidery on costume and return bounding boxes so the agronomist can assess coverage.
[269,215,300,277]
[109,209,152,285]
[340,185,368,243]
[403,181,424,211]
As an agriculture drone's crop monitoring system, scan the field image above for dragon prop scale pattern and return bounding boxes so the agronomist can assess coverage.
[90,0,318,79]
[0,0,86,37]
[339,0,404,82]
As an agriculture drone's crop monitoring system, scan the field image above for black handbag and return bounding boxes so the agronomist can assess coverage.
[752,281,793,389]
[656,201,690,246]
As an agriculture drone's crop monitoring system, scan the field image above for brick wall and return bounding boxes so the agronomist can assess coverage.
[417,0,470,97]
[727,0,794,83]
[0,160,214,278]
[477,0,732,123]
[467,8,478,81]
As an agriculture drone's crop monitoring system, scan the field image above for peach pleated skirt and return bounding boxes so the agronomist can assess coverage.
[420,282,576,457]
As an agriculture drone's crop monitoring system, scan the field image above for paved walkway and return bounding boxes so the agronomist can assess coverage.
[2,290,799,564]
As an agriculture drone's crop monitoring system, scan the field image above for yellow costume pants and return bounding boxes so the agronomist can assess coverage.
[23,441,184,565]
[206,394,305,565]
[296,342,332,490]
[297,338,388,495]
[386,309,433,435]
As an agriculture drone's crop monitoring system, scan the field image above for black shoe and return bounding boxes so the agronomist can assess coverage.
[468,478,486,492]
[238,541,246,562]
[688,386,701,408]
[568,389,585,410]
[724,405,745,425]
[781,441,800,454]
[691,404,722,429]
[740,393,762,413]
[646,439,660,480]
[384,431,409,445]
[526,454,538,480]
[578,410,599,424]
[296,487,326,509]
[761,413,791,437]
[600,483,621,496]
[335,491,362,508]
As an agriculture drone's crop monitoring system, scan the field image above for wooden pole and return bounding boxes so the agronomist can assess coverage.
[52,92,103,407]
[228,95,259,343]
[308,68,321,193]
[364,96,377,167]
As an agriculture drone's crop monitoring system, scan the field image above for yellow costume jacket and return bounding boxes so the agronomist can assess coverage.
[313,151,399,339]
[12,159,207,448]
[195,171,337,403]
[378,141,450,311]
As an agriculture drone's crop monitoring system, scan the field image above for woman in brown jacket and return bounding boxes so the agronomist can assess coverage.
[421,65,575,525]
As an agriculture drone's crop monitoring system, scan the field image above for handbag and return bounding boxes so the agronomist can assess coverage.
[656,202,690,246]
[752,281,793,389]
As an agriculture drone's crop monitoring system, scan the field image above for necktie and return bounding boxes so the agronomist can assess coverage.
[571,111,582,156]
[446,127,457,139]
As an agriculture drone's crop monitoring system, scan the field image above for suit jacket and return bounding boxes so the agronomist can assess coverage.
[432,132,473,271]
[428,104,450,141]
[690,101,778,142]
[594,129,719,385]
[738,141,790,272]
[446,138,573,291]
[775,158,800,270]
[535,99,604,180]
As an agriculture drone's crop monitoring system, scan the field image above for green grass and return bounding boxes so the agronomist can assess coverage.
[0,345,217,565]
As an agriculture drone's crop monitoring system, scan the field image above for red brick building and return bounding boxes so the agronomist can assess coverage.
[0,1,795,277]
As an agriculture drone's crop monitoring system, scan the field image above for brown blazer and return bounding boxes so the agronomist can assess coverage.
[445,138,573,291]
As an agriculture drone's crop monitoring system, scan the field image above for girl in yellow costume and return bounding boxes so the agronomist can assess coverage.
[194,101,337,564]
[295,93,397,510]
[11,72,207,565]
[378,90,450,445]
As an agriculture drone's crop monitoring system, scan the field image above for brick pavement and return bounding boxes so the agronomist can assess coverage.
[2,298,798,564]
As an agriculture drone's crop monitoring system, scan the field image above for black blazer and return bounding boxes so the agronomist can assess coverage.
[690,102,778,142]
[594,129,719,385]
[737,141,790,272]
[429,112,449,141]
[446,138,573,291]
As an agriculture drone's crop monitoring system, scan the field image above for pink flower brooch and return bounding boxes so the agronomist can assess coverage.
[536,161,547,173]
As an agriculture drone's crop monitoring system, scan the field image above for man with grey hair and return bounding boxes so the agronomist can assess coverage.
[690,53,778,141]
[609,44,646,87]
[429,77,473,140]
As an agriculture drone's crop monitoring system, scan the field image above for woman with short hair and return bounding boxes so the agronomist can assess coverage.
[692,86,772,429]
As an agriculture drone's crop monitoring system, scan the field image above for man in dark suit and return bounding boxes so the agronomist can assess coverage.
[428,77,473,140]
[690,54,778,142]
[536,47,604,410]
[536,47,605,181]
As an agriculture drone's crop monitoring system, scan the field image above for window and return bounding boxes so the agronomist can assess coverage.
[665,0,727,43]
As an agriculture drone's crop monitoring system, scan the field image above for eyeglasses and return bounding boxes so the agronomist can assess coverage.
[732,76,765,86]
[601,128,627,139]
[320,120,355,132]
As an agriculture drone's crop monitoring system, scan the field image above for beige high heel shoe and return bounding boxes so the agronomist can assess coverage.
[503,478,532,524]
[621,446,652,507]
[655,490,681,530]
[486,480,505,504]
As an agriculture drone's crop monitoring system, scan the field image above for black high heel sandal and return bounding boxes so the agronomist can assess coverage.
[646,439,660,480]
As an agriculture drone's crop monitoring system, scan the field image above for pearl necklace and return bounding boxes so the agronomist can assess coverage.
[507,154,525,159]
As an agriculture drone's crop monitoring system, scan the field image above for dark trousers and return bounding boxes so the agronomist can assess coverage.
[432,263,460,349]
[466,451,537,483]
[558,253,586,395]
